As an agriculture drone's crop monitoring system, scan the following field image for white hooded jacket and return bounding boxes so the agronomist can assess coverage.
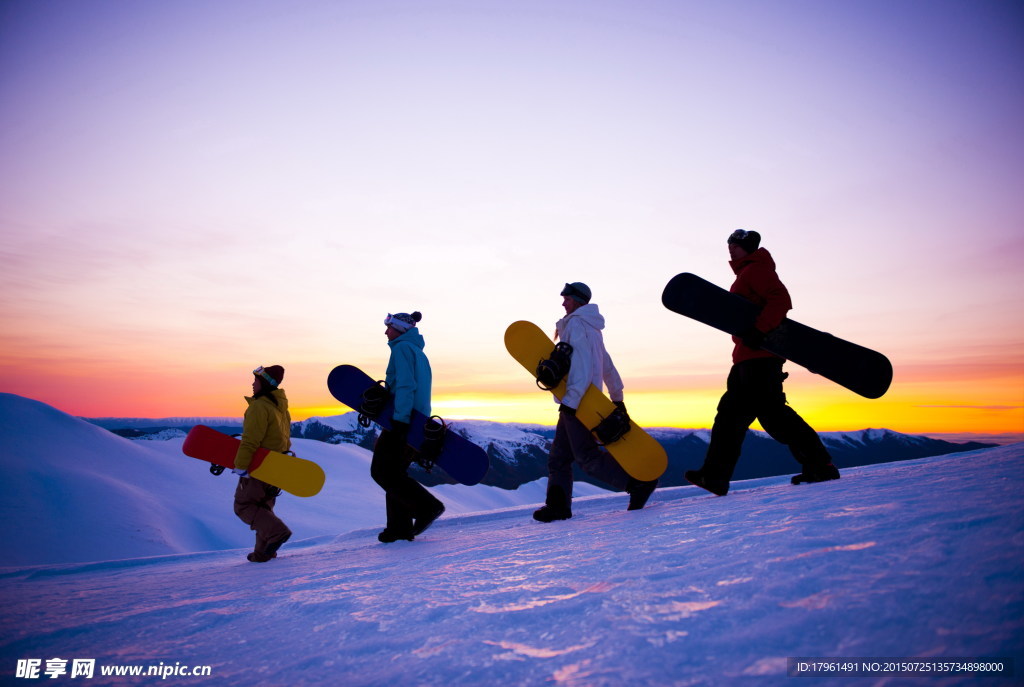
[554,303,624,410]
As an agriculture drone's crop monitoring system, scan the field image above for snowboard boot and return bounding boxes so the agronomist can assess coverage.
[264,531,291,558]
[247,530,291,562]
[378,528,415,543]
[791,463,841,485]
[412,502,445,537]
[626,477,658,511]
[685,470,729,496]
[533,484,572,523]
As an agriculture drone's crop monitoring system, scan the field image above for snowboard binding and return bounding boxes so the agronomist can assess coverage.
[535,342,573,391]
[415,416,448,472]
[591,406,632,446]
[358,380,391,427]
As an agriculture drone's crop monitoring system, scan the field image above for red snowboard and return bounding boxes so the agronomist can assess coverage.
[182,425,324,497]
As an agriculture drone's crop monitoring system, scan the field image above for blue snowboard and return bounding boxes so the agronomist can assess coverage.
[327,364,489,486]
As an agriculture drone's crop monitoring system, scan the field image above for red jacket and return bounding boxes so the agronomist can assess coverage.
[729,248,792,363]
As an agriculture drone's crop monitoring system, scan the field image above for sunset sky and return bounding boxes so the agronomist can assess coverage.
[1,1,1022,442]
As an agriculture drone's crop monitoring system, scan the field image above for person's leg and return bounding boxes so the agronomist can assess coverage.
[534,415,575,521]
[370,430,414,537]
[689,363,758,495]
[562,413,631,491]
[234,477,290,561]
[751,362,839,484]
[371,430,445,539]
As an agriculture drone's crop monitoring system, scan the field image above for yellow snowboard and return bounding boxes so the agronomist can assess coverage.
[504,320,667,481]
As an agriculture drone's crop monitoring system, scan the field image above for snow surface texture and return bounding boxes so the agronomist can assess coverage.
[0,393,606,566]
[1,393,1021,685]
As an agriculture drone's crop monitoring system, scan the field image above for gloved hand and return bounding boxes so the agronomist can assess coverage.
[391,420,411,444]
[739,326,766,350]
[613,401,627,414]
[558,404,577,417]
[231,468,249,477]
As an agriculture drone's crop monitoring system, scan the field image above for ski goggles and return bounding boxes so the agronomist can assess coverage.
[560,282,591,305]
[384,314,415,333]
[253,366,279,387]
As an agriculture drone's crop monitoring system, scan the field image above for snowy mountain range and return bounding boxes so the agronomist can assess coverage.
[88,412,996,489]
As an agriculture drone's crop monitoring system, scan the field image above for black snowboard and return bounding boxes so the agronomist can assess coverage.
[661,272,893,399]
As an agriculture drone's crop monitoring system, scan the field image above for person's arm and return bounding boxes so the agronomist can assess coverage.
[752,266,792,333]
[603,348,625,404]
[391,345,418,424]
[560,321,591,410]
[234,403,268,472]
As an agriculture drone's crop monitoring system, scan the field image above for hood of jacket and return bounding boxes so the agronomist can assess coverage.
[387,327,426,352]
[730,247,776,276]
[557,302,605,336]
[245,387,289,411]
[235,387,291,470]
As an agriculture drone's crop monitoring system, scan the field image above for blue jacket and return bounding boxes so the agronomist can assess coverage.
[385,328,432,423]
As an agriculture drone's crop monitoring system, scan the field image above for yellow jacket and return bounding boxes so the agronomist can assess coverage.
[235,389,292,471]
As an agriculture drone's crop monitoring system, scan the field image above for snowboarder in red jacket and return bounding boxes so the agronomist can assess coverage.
[685,230,840,496]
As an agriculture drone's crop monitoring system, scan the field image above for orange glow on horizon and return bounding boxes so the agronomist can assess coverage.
[2,352,1021,442]
[294,382,1024,442]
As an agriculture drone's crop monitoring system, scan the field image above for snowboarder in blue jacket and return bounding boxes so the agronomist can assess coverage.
[371,311,445,542]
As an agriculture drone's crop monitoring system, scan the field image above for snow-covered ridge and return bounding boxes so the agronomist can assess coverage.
[133,428,187,440]
[85,412,991,454]
[86,416,241,429]
[819,428,921,445]
[80,405,999,491]
[296,413,364,433]
[446,419,551,461]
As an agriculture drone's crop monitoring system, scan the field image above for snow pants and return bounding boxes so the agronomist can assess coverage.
[370,428,444,534]
[700,358,833,484]
[234,476,292,556]
[546,412,631,506]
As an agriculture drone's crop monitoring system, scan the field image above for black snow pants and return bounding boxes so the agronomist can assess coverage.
[699,357,833,485]
[370,428,444,534]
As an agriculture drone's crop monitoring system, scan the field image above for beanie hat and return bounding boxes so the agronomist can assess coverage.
[253,365,284,388]
[560,282,592,305]
[727,229,761,253]
[385,311,422,333]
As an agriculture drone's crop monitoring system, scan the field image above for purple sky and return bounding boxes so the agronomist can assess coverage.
[1,1,1021,435]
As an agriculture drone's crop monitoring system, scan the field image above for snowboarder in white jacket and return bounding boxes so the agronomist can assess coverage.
[533,282,658,522]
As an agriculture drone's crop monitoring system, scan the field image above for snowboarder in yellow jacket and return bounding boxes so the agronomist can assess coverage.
[233,365,293,562]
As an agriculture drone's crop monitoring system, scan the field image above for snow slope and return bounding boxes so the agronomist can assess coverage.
[0,393,606,566]
[1,443,1021,685]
